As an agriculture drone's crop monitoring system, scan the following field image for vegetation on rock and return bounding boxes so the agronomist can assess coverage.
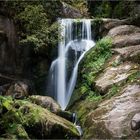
[69,37,112,106]
[0,96,79,139]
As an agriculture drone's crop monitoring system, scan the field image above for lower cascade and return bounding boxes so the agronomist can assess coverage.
[47,19,95,110]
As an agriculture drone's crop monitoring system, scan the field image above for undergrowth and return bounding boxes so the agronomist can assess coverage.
[76,37,113,101]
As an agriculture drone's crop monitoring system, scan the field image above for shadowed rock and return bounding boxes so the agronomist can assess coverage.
[131,113,140,131]
[6,80,34,99]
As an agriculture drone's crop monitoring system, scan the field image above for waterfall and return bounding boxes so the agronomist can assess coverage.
[47,19,95,110]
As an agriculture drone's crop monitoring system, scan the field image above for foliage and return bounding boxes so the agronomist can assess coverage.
[15,4,58,52]
[0,96,41,139]
[81,37,112,85]
[86,91,102,101]
[127,71,140,84]
[113,1,136,19]
[93,1,112,18]
[88,0,137,19]
[63,0,88,16]
[106,85,119,99]
[75,37,112,101]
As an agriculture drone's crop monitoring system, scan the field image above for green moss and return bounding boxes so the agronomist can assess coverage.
[84,121,112,139]
[0,96,80,139]
[6,124,29,139]
[75,37,113,101]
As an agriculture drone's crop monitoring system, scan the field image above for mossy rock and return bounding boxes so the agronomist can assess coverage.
[0,96,80,139]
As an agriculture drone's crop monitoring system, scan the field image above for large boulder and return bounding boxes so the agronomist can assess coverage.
[94,62,139,94]
[112,33,140,48]
[101,18,129,31]
[5,80,34,99]
[112,45,140,64]
[0,96,80,139]
[29,95,61,113]
[29,95,74,122]
[108,25,140,37]
[84,83,140,139]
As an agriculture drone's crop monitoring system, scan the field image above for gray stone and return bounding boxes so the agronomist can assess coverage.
[112,33,140,48]
[108,25,140,37]
[95,62,139,94]
[84,84,140,139]
[29,95,61,113]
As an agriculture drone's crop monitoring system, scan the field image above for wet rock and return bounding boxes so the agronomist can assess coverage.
[95,62,139,94]
[6,80,34,99]
[108,25,140,37]
[84,84,140,139]
[29,95,61,113]
[112,33,140,48]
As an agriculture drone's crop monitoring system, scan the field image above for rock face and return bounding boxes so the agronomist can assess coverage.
[0,15,36,87]
[0,96,80,139]
[112,45,140,64]
[95,62,139,94]
[112,33,140,48]
[69,18,140,139]
[0,16,19,75]
[107,25,140,48]
[84,84,140,139]
[108,25,140,37]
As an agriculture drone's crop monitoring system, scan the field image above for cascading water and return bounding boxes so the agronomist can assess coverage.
[47,19,95,110]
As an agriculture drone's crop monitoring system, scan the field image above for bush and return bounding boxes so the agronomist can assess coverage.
[16,4,58,52]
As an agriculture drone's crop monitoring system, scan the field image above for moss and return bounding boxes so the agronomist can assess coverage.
[70,37,113,104]
[83,121,112,139]
[0,96,30,139]
[127,71,140,84]
[0,96,79,139]
[6,124,29,139]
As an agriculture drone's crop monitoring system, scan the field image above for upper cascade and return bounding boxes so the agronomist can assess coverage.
[47,19,95,110]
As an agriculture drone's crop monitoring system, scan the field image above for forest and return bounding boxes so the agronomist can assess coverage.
[0,0,140,139]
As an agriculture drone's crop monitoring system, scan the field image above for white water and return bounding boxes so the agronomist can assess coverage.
[47,19,95,110]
